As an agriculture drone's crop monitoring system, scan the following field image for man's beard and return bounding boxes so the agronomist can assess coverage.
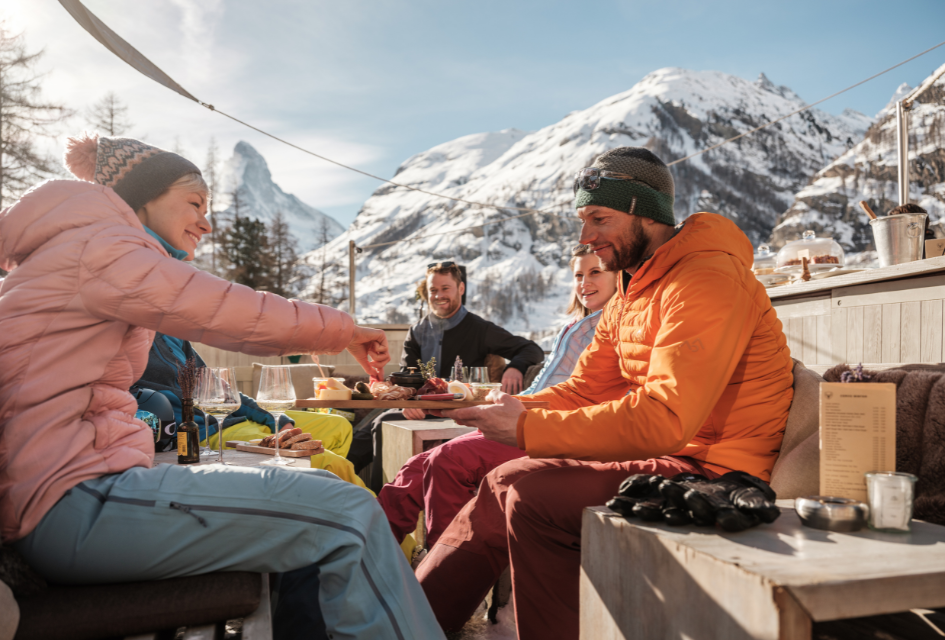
[431,296,460,318]
[603,216,650,272]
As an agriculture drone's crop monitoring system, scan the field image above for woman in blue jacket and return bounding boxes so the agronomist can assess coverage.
[523,244,618,393]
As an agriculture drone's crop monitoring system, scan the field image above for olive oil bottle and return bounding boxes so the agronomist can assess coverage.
[177,356,200,464]
[177,397,200,464]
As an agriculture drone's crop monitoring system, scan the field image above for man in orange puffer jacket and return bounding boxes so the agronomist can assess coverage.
[415,147,794,640]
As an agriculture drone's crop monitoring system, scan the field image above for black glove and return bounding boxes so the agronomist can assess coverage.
[607,471,780,532]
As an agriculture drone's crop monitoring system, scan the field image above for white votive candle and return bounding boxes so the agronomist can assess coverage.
[865,472,918,532]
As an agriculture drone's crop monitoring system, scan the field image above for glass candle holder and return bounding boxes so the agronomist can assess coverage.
[865,472,918,532]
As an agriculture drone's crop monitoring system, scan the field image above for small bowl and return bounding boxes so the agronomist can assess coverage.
[795,496,869,532]
[389,370,426,389]
[470,382,501,400]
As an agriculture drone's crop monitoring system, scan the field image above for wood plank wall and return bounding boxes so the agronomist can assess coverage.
[772,272,945,366]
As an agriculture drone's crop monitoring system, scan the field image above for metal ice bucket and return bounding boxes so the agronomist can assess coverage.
[870,213,928,268]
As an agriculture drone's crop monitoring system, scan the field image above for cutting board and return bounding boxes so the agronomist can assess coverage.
[226,441,325,457]
[293,399,551,410]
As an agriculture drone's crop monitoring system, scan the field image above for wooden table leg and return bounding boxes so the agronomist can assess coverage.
[774,587,812,640]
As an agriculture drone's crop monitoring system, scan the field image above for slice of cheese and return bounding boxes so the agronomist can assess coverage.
[317,388,352,401]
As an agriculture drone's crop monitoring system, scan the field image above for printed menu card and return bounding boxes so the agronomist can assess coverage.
[819,382,896,502]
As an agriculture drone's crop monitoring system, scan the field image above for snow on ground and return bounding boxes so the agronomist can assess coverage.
[449,602,517,640]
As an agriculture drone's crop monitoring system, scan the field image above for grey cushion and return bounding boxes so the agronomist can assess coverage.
[769,359,823,499]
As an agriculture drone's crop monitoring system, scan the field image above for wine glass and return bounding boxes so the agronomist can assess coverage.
[196,367,240,465]
[256,365,296,466]
[464,367,491,384]
[194,368,222,460]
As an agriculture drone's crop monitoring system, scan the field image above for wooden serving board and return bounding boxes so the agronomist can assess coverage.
[293,399,551,410]
[226,441,324,457]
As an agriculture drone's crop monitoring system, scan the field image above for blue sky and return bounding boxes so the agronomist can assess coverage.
[6,0,945,228]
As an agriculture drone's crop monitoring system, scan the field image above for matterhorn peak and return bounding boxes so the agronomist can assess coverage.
[219,141,344,251]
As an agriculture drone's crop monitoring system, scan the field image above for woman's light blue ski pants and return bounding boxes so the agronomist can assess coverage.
[14,462,445,640]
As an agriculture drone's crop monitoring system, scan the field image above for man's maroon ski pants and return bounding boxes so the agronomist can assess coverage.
[415,455,717,639]
[377,430,526,548]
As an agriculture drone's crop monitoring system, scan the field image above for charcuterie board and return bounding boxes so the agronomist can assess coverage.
[226,441,325,457]
[293,399,551,410]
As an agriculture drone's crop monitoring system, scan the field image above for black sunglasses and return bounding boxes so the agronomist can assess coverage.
[573,167,641,195]
[427,261,457,270]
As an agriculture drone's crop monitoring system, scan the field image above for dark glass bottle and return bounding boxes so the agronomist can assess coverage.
[177,397,200,464]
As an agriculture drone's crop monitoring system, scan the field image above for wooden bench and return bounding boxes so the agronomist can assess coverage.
[580,503,945,640]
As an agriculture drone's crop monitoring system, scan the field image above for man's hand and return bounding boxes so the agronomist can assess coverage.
[501,367,524,394]
[403,408,427,421]
[440,391,525,448]
[344,325,390,379]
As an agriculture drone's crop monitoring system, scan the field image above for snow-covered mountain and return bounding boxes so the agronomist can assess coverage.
[218,141,344,251]
[771,63,945,259]
[302,67,871,339]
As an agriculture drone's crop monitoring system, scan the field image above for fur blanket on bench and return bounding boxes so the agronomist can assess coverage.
[825,364,945,526]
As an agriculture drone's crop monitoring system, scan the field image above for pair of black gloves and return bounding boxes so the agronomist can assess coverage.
[606,471,780,532]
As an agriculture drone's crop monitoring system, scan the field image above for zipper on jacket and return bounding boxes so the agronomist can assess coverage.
[170,501,209,527]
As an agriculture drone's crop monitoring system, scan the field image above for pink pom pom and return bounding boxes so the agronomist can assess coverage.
[64,133,99,182]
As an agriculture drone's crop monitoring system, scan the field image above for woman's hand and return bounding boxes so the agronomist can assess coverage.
[345,325,390,379]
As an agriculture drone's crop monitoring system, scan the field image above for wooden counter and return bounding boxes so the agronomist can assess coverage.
[767,257,945,371]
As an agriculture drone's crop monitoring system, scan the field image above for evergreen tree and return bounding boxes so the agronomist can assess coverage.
[267,210,301,298]
[224,213,271,290]
[86,92,132,137]
[0,23,72,208]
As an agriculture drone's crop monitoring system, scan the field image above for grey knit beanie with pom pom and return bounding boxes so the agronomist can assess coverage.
[64,133,201,212]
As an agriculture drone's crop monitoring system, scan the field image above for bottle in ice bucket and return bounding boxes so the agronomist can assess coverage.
[177,397,200,464]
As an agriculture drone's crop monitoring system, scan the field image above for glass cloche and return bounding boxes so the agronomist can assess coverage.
[775,230,845,274]
[753,243,790,286]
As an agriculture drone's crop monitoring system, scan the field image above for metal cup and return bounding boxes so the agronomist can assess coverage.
[870,213,928,267]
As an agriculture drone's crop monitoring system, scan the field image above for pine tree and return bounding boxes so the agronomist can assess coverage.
[267,210,301,298]
[0,23,72,208]
[224,213,271,290]
[86,92,132,137]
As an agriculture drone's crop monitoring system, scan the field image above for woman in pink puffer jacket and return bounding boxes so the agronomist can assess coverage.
[0,134,444,640]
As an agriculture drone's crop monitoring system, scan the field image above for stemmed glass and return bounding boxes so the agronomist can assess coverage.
[256,365,296,467]
[463,367,491,384]
[193,369,221,460]
[195,367,240,465]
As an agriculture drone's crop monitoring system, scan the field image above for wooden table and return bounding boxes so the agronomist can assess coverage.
[381,418,477,546]
[768,257,945,373]
[154,449,311,469]
[580,500,945,640]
